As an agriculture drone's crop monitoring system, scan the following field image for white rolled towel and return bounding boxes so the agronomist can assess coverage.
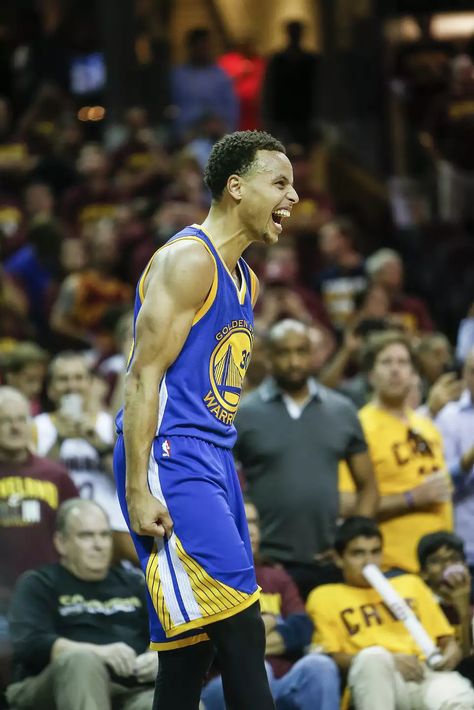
[362,564,443,668]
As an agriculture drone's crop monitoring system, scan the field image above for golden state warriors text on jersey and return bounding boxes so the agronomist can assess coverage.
[203,319,254,425]
[116,225,258,449]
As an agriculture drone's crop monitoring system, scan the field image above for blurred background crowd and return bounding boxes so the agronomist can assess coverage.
[1,0,474,708]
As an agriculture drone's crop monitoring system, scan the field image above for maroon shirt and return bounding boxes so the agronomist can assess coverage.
[0,454,78,602]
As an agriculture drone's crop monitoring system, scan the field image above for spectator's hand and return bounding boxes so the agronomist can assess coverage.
[314,549,337,564]
[79,415,109,451]
[439,564,471,609]
[278,290,312,323]
[427,373,464,417]
[256,290,282,327]
[342,329,362,355]
[394,654,425,682]
[135,651,158,683]
[410,472,451,507]
[55,412,83,441]
[127,488,173,538]
[96,642,137,677]
[432,640,461,672]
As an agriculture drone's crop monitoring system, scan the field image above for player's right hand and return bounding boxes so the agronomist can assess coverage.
[127,489,174,538]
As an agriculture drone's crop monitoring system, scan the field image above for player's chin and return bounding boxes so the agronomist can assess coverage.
[262,227,281,245]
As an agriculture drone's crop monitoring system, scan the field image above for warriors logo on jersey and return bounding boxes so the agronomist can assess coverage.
[203,324,253,424]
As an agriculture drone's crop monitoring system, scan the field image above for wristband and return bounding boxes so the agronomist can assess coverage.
[404,490,415,509]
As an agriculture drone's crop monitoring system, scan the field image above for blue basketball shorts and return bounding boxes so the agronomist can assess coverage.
[114,434,259,651]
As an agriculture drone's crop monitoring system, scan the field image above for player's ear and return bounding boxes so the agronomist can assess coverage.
[227,174,243,202]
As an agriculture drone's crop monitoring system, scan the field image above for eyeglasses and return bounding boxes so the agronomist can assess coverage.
[407,428,434,456]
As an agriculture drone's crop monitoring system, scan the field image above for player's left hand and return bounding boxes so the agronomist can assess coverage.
[135,651,159,683]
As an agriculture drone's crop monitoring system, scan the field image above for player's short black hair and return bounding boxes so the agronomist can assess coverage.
[335,516,382,556]
[417,531,465,570]
[204,130,286,201]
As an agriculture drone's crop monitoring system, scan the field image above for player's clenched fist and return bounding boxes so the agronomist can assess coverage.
[126,488,173,538]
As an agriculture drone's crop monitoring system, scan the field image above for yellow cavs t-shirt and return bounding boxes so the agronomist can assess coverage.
[339,403,453,572]
[306,573,454,658]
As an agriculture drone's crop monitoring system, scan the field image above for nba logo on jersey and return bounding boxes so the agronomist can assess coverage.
[162,439,171,458]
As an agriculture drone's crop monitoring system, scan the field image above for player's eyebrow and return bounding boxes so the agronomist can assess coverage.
[273,174,292,184]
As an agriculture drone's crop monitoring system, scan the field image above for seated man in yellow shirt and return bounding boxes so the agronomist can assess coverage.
[307,517,474,710]
[340,331,452,572]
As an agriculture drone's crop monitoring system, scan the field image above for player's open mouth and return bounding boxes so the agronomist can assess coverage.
[272,208,291,231]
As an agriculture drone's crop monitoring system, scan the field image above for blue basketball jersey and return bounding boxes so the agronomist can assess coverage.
[115,224,257,448]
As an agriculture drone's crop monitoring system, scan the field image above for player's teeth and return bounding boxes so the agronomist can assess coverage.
[274,209,290,218]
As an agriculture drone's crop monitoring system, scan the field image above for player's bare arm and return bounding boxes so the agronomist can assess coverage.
[123,240,214,537]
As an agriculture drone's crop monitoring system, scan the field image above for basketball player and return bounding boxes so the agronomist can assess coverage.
[114,131,298,710]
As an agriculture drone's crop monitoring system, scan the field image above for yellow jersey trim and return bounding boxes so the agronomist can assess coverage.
[248,266,259,307]
[149,633,209,651]
[137,250,159,304]
[194,224,247,305]
[144,533,260,639]
[135,235,218,331]
[192,248,218,325]
[165,588,261,638]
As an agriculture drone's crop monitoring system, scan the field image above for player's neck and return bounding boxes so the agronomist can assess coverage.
[201,208,252,272]
[373,395,409,421]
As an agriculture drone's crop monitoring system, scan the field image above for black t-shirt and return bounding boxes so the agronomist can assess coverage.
[9,563,150,681]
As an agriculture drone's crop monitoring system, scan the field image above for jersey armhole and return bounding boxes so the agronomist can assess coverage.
[192,245,218,326]
[249,268,259,308]
[137,234,217,314]
[136,235,218,326]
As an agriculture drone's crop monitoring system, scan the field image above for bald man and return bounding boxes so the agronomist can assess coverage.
[7,498,156,710]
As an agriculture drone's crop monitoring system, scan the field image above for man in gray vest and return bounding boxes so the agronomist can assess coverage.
[235,319,378,599]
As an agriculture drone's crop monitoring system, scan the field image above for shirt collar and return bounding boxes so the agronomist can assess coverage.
[259,376,323,403]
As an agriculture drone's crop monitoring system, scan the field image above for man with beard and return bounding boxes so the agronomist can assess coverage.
[340,331,453,573]
[235,319,378,599]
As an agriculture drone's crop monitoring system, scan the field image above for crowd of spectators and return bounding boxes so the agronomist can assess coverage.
[1,13,474,710]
